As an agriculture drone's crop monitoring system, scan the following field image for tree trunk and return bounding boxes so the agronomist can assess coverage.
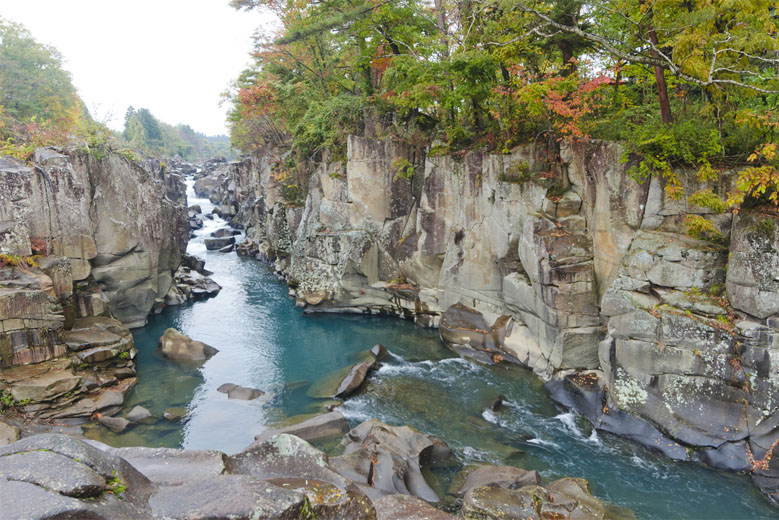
[559,40,576,76]
[647,26,672,124]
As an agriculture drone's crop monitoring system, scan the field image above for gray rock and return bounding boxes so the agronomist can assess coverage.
[335,361,372,398]
[163,407,188,422]
[204,236,236,250]
[98,415,132,433]
[374,494,455,520]
[112,447,227,485]
[455,464,541,497]
[149,474,305,519]
[158,328,218,362]
[254,411,349,444]
[211,228,241,238]
[0,479,150,520]
[0,433,154,507]
[126,405,154,423]
[331,419,443,502]
[219,243,235,253]
[0,449,105,497]
[217,383,264,400]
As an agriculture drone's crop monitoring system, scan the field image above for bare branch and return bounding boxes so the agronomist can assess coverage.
[516,3,779,94]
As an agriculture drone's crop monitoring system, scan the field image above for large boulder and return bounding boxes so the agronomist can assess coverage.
[158,328,218,363]
[330,419,445,502]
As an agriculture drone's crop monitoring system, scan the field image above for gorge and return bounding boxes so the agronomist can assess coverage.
[2,139,779,518]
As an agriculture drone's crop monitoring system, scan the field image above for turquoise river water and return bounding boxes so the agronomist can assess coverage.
[84,179,778,519]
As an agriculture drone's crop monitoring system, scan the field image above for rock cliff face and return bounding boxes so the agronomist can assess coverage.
[0,148,189,328]
[205,136,779,503]
[0,147,189,421]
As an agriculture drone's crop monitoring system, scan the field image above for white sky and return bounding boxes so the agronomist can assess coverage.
[1,1,276,135]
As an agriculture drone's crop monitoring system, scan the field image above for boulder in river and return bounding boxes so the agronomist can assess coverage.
[218,243,235,253]
[163,407,188,422]
[98,415,131,433]
[158,328,218,363]
[211,228,241,238]
[217,383,264,401]
[126,405,154,424]
[204,236,235,250]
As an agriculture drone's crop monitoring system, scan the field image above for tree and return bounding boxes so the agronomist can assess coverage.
[0,18,81,134]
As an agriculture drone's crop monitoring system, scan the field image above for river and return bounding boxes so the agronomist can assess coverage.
[84,178,778,519]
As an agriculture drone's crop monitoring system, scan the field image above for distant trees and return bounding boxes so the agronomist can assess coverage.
[0,18,84,157]
[122,106,234,160]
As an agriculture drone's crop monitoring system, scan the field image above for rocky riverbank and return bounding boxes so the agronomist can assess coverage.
[198,136,779,504]
[0,415,634,520]
[0,148,219,429]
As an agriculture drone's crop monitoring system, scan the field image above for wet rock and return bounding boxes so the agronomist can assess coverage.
[254,411,349,444]
[188,204,202,214]
[455,464,541,497]
[163,407,188,422]
[218,243,235,253]
[149,474,306,519]
[217,383,264,400]
[373,494,455,520]
[483,394,505,413]
[0,420,21,445]
[211,228,241,238]
[370,343,389,362]
[98,415,131,433]
[126,405,154,423]
[158,328,218,362]
[204,236,235,250]
[336,362,372,398]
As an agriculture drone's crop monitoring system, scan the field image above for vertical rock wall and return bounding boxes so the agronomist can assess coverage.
[205,135,779,502]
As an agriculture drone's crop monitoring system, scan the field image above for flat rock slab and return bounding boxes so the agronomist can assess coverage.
[374,494,455,520]
[0,479,150,520]
[94,389,125,411]
[0,449,105,497]
[455,464,541,496]
[64,329,123,351]
[113,447,227,485]
[254,411,349,444]
[7,370,81,402]
[149,474,305,520]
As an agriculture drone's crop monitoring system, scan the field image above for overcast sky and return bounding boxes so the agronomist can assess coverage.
[2,1,275,135]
